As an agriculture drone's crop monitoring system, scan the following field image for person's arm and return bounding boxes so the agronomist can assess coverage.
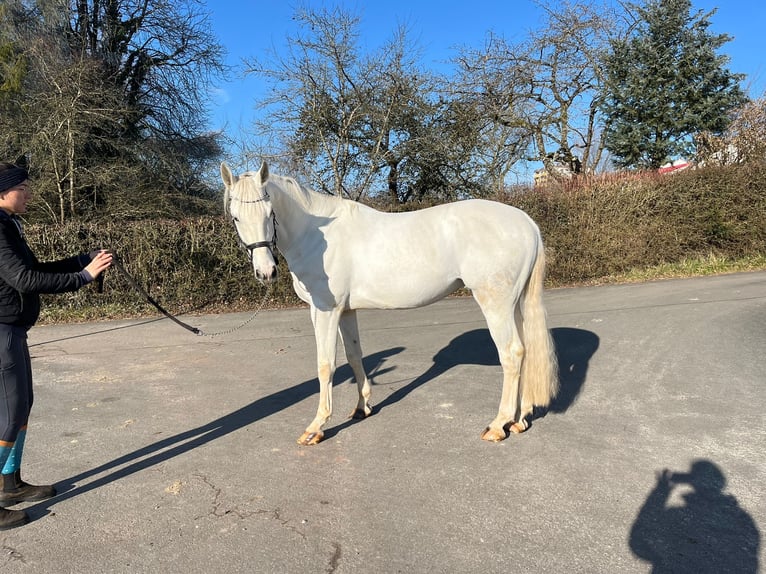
[0,227,97,294]
[628,469,672,562]
[35,253,91,273]
[37,249,113,278]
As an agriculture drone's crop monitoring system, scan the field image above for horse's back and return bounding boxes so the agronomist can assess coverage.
[442,198,540,243]
[350,198,537,240]
[336,199,541,309]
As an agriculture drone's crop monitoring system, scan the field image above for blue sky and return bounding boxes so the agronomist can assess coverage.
[207,1,766,157]
[208,0,549,134]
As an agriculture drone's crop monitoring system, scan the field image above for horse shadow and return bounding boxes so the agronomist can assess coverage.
[364,326,599,429]
[27,326,598,516]
[629,459,760,572]
[548,327,600,414]
[25,346,404,521]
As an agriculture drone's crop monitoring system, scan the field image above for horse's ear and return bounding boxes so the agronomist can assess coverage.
[258,161,269,183]
[220,162,236,188]
[220,162,235,216]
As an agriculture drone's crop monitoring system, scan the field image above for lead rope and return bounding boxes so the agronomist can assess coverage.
[195,284,272,338]
[110,254,271,338]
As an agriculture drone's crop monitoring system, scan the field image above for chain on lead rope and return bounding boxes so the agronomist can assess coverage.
[195,286,273,338]
[110,254,271,338]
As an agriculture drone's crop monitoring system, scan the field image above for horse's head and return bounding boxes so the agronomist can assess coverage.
[221,161,278,284]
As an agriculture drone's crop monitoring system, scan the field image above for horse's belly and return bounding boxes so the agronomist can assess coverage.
[348,276,464,310]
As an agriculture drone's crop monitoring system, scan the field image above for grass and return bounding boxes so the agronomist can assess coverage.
[571,253,766,287]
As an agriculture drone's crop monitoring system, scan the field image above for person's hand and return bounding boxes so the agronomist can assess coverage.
[656,469,673,489]
[84,249,113,279]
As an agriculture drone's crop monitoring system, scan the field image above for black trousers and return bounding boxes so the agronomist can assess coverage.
[0,324,32,444]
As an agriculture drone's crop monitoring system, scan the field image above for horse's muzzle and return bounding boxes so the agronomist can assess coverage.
[255,265,278,284]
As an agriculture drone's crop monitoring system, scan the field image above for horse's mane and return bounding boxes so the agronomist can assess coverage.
[269,173,345,213]
[228,168,347,218]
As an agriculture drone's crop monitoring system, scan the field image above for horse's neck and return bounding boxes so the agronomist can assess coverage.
[270,177,341,250]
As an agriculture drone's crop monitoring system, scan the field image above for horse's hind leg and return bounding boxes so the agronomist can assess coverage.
[339,310,373,419]
[511,387,535,434]
[473,288,524,442]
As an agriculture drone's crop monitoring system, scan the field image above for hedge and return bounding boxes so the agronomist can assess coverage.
[29,162,766,323]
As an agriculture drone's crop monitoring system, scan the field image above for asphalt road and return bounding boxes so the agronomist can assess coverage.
[0,271,763,573]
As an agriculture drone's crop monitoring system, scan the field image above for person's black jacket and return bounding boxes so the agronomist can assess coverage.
[0,211,88,328]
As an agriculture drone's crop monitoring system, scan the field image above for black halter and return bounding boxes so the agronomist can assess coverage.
[240,212,278,258]
[228,194,278,259]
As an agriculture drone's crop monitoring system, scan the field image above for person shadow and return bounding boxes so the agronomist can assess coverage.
[25,346,404,521]
[629,459,761,573]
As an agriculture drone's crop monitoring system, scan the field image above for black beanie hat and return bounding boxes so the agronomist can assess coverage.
[0,164,29,194]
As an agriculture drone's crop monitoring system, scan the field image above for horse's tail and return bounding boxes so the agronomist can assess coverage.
[520,241,558,408]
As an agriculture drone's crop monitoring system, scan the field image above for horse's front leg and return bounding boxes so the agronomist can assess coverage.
[339,310,372,419]
[298,305,343,446]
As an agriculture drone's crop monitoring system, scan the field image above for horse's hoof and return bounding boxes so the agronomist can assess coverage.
[509,420,529,434]
[350,406,372,419]
[481,427,507,442]
[297,431,324,445]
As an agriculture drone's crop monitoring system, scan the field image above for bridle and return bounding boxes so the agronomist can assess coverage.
[239,214,277,260]
[228,193,278,260]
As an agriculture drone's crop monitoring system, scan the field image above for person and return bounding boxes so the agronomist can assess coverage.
[0,162,112,530]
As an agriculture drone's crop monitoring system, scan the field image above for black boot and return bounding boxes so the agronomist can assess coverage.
[0,507,29,530]
[0,470,56,507]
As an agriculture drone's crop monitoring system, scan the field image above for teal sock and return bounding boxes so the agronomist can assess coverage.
[0,444,12,474]
[1,429,25,475]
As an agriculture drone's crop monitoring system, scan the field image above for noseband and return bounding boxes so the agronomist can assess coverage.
[241,214,278,259]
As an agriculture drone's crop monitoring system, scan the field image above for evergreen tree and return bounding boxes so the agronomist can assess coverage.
[600,0,747,169]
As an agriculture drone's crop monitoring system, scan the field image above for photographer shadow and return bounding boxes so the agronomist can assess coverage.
[630,459,760,573]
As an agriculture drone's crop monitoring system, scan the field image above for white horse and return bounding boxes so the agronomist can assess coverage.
[221,162,558,445]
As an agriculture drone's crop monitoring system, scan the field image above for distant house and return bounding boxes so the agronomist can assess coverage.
[533,164,575,186]
[533,148,583,187]
[658,159,691,174]
[533,168,552,186]
[697,144,742,167]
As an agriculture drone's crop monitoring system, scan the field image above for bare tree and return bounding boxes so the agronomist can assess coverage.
[454,0,619,179]
[246,5,481,203]
[21,36,130,222]
[451,36,535,186]
[64,0,225,142]
[0,0,225,222]
[246,6,373,197]
[695,96,766,166]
